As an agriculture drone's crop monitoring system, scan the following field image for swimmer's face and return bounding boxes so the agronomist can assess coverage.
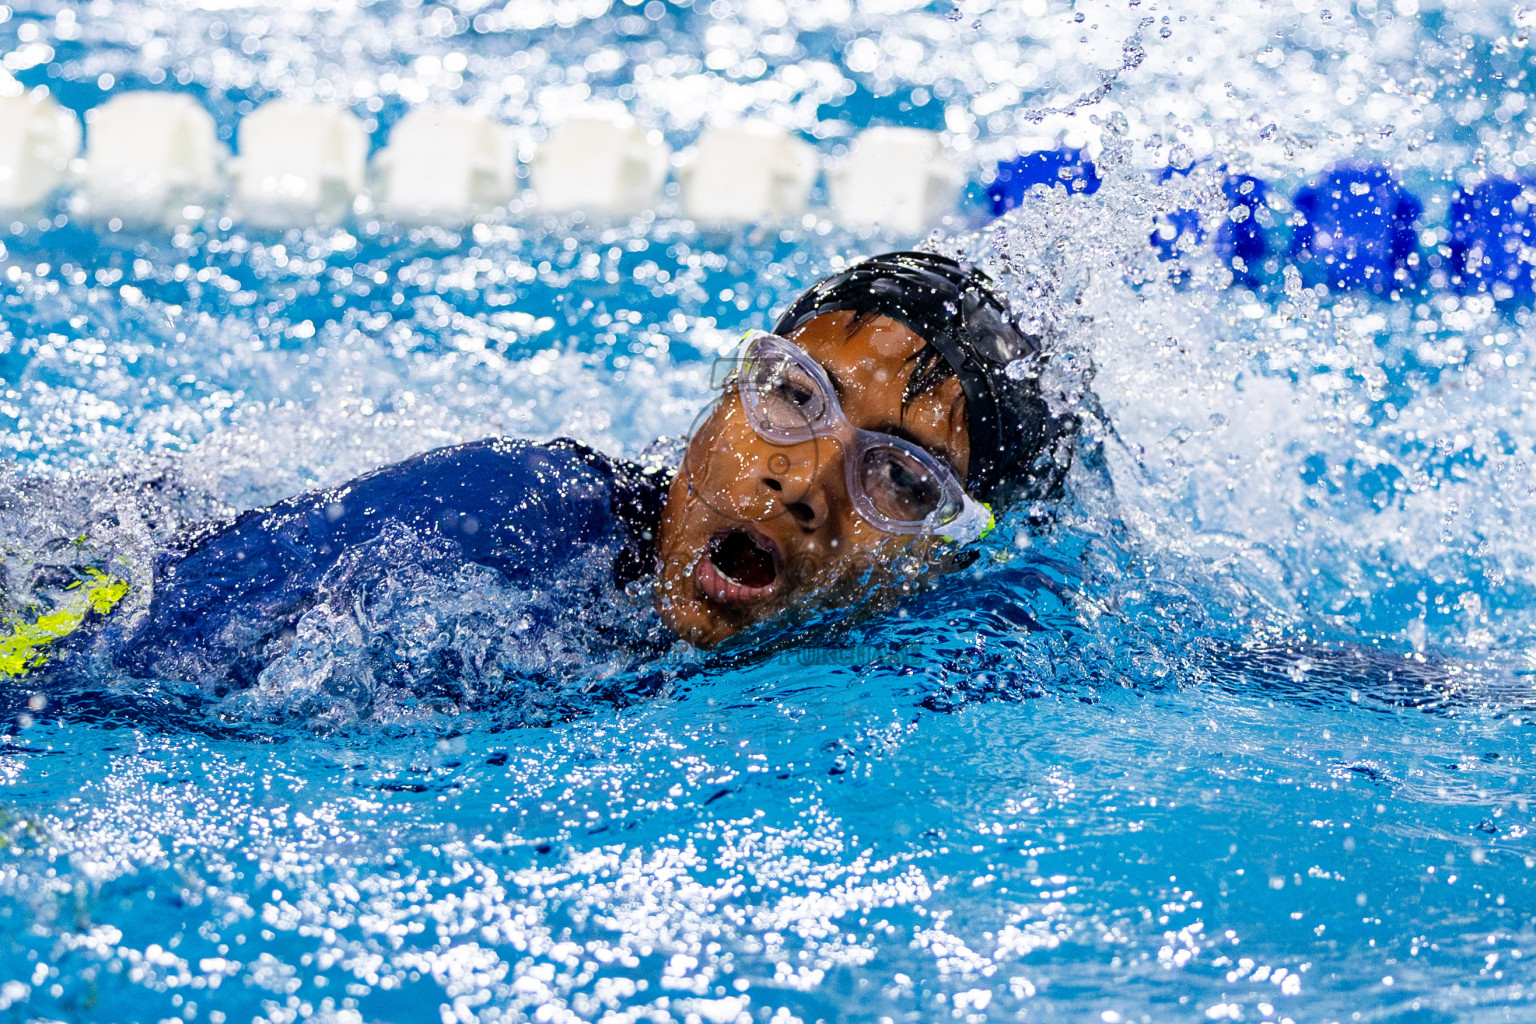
[656,311,971,648]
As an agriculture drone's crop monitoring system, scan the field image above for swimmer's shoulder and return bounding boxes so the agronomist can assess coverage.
[383,435,661,499]
[372,435,669,583]
[326,435,668,550]
[488,436,672,555]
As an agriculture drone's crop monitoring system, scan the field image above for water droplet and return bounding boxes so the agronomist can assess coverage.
[1284,264,1304,297]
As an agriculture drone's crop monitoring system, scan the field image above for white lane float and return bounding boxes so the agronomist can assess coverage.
[0,91,985,234]
[828,126,964,235]
[233,100,368,227]
[81,91,221,225]
[679,120,818,226]
[530,109,669,216]
[0,86,80,213]
[374,106,516,224]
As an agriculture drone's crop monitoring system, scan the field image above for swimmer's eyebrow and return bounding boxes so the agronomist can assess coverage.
[821,359,962,473]
[822,364,848,401]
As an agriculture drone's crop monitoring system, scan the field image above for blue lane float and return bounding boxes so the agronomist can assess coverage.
[1219,174,1270,276]
[1149,164,1271,284]
[1448,176,1536,301]
[1290,165,1422,295]
[986,147,1100,215]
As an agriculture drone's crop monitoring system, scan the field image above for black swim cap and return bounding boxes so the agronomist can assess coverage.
[773,250,1077,506]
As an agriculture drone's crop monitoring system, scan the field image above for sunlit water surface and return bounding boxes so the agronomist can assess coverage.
[5,0,1536,1021]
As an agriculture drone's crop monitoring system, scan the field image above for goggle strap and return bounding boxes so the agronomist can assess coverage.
[936,498,994,545]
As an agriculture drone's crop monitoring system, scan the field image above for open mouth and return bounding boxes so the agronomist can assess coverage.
[695,528,782,608]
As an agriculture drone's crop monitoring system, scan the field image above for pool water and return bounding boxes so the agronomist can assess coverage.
[5,0,1536,1021]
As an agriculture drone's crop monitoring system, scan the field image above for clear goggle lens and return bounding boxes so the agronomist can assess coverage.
[739,344,828,443]
[854,442,952,525]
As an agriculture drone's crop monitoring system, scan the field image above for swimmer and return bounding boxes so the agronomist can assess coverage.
[6,251,1078,688]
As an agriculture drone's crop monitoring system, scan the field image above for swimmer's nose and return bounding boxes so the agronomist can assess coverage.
[762,451,832,531]
[783,487,827,530]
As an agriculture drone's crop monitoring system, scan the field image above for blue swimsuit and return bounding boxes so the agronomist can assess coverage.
[98,438,669,691]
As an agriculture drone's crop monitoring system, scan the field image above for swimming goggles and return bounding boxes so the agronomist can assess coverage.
[719,330,993,545]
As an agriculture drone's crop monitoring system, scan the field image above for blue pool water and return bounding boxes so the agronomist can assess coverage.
[7,1,1536,1021]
